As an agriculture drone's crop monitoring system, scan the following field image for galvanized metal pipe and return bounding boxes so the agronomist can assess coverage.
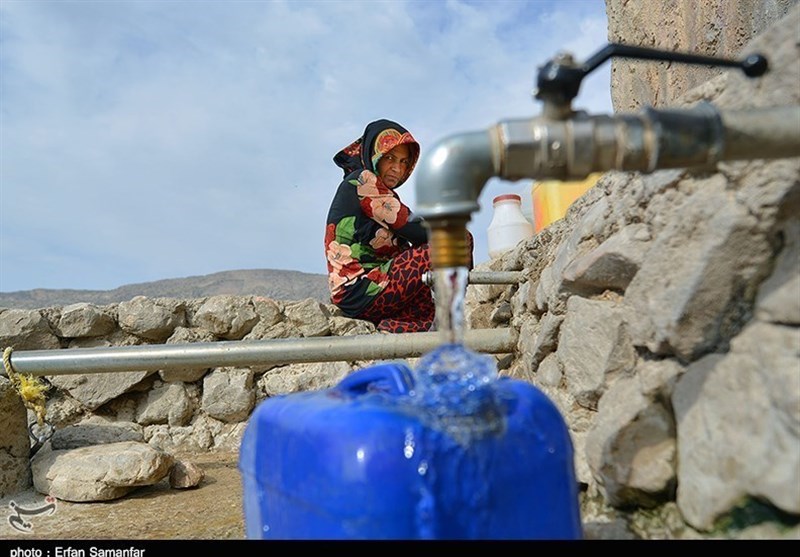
[416,103,800,221]
[415,103,800,272]
[491,103,800,182]
[719,106,800,161]
[3,328,517,377]
[422,270,522,287]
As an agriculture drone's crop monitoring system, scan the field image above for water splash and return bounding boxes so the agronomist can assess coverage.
[412,343,497,413]
[408,343,503,445]
[433,267,469,345]
[405,343,504,536]
[420,264,504,442]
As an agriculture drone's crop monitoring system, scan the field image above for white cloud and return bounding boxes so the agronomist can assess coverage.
[0,0,612,292]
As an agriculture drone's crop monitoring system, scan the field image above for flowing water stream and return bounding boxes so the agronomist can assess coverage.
[411,266,501,427]
[401,266,505,537]
[432,267,470,345]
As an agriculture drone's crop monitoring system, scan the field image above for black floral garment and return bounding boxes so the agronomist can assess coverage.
[324,119,427,318]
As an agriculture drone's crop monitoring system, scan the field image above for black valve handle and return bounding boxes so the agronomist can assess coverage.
[536,42,769,107]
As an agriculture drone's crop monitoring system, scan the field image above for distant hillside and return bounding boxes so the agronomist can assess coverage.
[0,269,330,310]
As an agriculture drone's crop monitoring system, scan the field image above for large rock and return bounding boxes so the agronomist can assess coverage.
[201,368,255,422]
[117,297,186,341]
[49,368,155,412]
[192,295,258,340]
[31,441,174,502]
[672,320,800,531]
[56,303,116,338]
[0,309,60,350]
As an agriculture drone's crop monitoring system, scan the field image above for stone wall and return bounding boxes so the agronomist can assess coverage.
[469,3,799,538]
[606,0,799,112]
[1,295,382,460]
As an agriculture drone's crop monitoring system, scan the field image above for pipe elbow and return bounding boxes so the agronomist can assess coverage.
[414,130,498,221]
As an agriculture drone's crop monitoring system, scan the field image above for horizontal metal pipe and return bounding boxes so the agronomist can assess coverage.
[422,270,522,286]
[494,104,800,182]
[464,271,522,284]
[3,328,517,377]
[719,106,800,161]
[416,104,800,224]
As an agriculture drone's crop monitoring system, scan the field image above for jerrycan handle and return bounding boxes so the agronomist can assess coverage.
[336,362,415,396]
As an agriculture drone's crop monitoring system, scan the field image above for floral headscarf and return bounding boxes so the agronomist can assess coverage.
[333,119,420,187]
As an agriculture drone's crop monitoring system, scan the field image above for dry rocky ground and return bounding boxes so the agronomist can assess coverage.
[0,450,245,541]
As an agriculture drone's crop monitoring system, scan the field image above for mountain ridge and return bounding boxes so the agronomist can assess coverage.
[0,268,330,309]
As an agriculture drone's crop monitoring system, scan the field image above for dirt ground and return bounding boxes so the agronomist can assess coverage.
[0,450,245,541]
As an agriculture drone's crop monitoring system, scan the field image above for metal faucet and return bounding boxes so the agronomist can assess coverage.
[415,43,800,269]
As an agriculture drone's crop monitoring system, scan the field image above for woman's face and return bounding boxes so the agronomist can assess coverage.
[376,143,412,188]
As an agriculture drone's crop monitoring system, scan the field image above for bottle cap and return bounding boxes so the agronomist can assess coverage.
[493,194,521,205]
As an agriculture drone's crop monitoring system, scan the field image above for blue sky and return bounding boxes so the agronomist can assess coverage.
[0,0,612,293]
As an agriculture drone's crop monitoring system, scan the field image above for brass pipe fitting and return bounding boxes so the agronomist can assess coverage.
[427,218,473,269]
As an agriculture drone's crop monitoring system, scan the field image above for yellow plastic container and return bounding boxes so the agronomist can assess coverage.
[532,173,601,233]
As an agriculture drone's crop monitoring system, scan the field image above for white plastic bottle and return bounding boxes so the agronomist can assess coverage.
[487,193,534,258]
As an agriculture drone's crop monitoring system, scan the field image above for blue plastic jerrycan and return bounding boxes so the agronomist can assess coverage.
[238,344,582,540]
